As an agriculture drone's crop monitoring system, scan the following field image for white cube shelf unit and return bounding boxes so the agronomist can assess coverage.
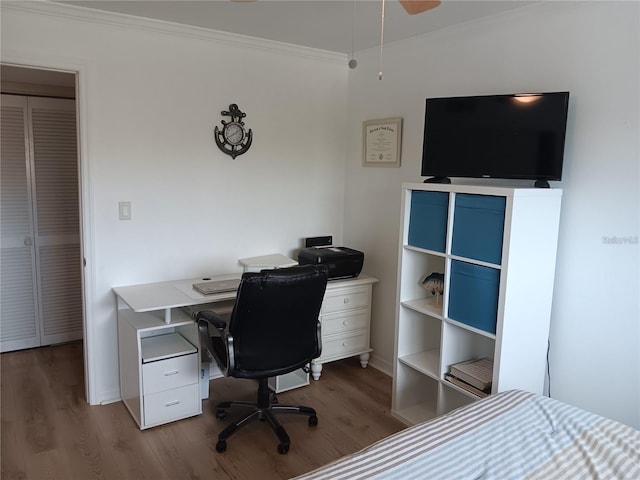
[392,183,562,426]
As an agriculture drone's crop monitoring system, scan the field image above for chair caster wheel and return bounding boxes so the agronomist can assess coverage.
[216,440,227,453]
[278,442,290,454]
[309,415,318,426]
[216,409,227,420]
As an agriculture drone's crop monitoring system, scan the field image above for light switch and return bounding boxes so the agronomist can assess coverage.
[119,201,131,220]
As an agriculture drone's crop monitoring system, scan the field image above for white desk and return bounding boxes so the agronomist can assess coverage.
[113,273,240,322]
[113,273,378,429]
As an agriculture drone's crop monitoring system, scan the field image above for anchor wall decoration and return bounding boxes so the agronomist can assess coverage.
[214,104,253,159]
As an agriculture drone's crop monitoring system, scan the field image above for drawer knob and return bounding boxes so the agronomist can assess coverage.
[165,400,180,407]
[164,370,179,376]
[344,298,349,304]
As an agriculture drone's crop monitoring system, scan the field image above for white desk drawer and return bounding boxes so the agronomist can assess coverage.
[143,384,200,426]
[322,309,369,335]
[320,331,368,361]
[142,353,198,395]
[322,287,370,314]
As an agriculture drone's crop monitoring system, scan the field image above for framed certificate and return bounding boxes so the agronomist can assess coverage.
[362,117,402,167]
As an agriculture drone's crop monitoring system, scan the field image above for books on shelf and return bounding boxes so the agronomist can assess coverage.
[449,357,493,391]
[444,373,489,398]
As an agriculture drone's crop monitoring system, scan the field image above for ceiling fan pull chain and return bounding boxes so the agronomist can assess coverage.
[379,0,385,80]
[349,0,358,69]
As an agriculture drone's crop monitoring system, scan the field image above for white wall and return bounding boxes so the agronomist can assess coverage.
[1,3,349,403]
[344,1,639,427]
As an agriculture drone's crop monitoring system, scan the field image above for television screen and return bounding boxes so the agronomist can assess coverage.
[421,92,569,183]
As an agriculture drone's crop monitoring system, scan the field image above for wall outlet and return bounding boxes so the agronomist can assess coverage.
[119,201,131,220]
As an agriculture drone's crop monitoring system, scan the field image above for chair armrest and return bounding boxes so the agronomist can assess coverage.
[195,310,227,331]
[315,319,322,358]
[197,317,217,364]
[196,310,235,375]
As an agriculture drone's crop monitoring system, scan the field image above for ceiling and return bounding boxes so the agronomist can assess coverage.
[57,1,537,54]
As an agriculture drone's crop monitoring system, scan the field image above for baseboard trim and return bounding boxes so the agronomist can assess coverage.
[368,354,393,378]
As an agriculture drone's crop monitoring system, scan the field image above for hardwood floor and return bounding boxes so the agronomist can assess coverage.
[1,342,406,479]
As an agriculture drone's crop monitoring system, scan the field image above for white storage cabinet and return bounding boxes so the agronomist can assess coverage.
[392,183,562,426]
[118,308,202,429]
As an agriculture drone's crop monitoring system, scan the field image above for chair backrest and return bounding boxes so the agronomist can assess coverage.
[228,264,328,379]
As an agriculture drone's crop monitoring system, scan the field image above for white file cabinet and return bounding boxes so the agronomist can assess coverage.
[118,308,202,429]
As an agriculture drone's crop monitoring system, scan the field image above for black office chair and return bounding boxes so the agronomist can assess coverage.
[196,264,328,454]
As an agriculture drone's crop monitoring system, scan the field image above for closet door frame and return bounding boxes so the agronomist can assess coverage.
[1,55,96,406]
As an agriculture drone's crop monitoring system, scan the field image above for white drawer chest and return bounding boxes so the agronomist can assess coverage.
[311,274,378,381]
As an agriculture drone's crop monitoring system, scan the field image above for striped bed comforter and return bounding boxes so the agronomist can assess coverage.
[293,390,640,480]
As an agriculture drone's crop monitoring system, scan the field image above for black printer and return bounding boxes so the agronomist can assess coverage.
[297,246,364,279]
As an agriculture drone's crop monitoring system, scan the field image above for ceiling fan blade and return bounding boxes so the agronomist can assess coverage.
[398,0,441,15]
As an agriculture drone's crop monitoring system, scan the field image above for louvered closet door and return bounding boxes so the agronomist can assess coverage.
[0,95,83,352]
[1,95,41,351]
[30,97,83,346]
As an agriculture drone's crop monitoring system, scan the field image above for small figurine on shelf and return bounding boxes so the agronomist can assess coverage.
[420,272,444,304]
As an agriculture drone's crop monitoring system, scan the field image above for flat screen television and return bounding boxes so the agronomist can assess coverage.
[421,92,569,186]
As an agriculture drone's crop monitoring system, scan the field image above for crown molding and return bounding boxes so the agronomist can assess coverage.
[2,1,346,65]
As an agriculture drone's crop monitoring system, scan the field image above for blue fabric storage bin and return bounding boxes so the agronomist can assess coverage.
[452,194,505,264]
[448,260,500,334]
[407,191,448,252]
